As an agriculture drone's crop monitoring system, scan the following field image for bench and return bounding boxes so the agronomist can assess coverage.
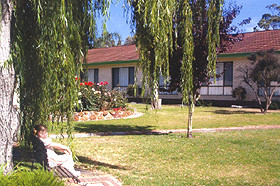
[30,135,80,183]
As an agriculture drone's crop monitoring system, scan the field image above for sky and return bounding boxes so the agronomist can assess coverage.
[97,0,279,44]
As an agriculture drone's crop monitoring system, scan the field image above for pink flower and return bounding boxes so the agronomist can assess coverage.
[104,81,108,85]
[100,82,104,85]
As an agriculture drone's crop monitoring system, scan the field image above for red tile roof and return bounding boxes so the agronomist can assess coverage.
[87,45,139,63]
[223,29,280,54]
[86,30,280,64]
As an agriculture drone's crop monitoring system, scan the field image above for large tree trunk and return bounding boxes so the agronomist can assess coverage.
[0,0,20,174]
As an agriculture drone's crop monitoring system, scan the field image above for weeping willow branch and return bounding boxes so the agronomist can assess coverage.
[207,0,223,78]
[128,0,223,137]
[12,0,111,146]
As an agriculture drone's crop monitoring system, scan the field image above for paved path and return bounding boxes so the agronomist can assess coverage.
[63,125,280,185]
[50,124,280,139]
[67,169,122,186]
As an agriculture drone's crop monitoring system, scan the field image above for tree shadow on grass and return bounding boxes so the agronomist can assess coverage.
[213,110,258,115]
[74,123,155,133]
[13,146,128,171]
[12,145,41,170]
[77,155,128,170]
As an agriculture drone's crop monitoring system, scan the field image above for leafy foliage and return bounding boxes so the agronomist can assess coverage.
[128,0,176,103]
[240,51,280,113]
[124,35,136,46]
[258,4,280,30]
[0,168,64,186]
[126,84,141,97]
[11,0,111,146]
[128,0,223,137]
[170,1,242,101]
[77,80,127,111]
[232,86,247,101]
[91,31,122,48]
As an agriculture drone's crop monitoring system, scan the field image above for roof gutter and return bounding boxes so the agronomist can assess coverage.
[219,50,280,58]
[84,59,139,67]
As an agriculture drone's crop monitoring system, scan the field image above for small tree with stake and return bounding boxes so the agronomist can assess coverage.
[239,51,280,113]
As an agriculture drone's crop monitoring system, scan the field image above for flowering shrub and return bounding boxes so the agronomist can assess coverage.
[76,79,127,111]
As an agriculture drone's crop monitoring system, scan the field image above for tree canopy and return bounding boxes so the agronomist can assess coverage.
[258,3,280,30]
[129,0,223,137]
[240,51,280,113]
[12,0,111,145]
[91,31,122,48]
[124,35,136,46]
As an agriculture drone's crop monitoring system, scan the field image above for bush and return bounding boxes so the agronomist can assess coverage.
[232,86,247,101]
[196,100,212,107]
[76,80,127,111]
[126,84,141,97]
[269,101,280,110]
[0,168,64,186]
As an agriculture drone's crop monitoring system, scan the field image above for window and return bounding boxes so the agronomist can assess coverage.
[159,74,178,95]
[112,67,135,89]
[258,81,280,96]
[88,69,99,83]
[200,62,233,95]
[224,62,233,86]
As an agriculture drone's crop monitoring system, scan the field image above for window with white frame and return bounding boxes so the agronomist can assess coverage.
[112,67,134,89]
[200,62,233,95]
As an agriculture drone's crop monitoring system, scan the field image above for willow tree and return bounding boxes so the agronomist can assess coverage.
[0,0,110,173]
[12,0,111,145]
[128,0,176,109]
[129,0,223,137]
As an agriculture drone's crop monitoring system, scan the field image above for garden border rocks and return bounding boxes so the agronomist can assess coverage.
[73,109,135,121]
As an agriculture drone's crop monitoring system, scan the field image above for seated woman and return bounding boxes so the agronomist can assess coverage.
[33,124,80,177]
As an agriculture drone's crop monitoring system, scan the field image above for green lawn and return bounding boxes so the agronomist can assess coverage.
[73,129,280,185]
[69,104,280,185]
[71,103,280,133]
[17,104,280,185]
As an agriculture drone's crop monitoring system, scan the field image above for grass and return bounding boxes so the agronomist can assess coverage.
[73,129,280,185]
[15,104,280,185]
[69,103,280,134]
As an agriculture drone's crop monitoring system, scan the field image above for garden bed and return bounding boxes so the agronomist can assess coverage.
[73,109,136,121]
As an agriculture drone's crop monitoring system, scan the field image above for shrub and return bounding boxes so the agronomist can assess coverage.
[76,80,127,111]
[126,84,141,97]
[196,100,212,107]
[0,168,64,186]
[269,101,280,110]
[232,86,247,101]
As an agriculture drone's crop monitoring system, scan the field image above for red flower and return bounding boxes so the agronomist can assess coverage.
[84,82,88,86]
[80,83,84,86]
[104,81,108,85]
[100,82,104,85]
[75,76,78,80]
[88,81,94,86]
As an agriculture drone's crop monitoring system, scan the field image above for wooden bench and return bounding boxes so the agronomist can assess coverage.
[31,135,80,183]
